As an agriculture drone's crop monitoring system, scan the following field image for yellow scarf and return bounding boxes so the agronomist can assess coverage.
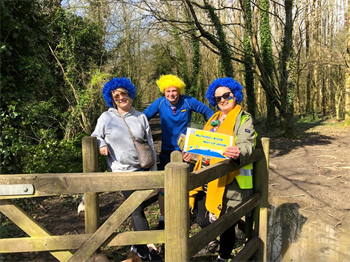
[189,105,241,218]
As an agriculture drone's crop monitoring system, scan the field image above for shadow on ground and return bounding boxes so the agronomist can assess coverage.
[255,118,335,158]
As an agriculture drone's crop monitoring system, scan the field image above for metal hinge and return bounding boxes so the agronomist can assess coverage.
[0,184,34,196]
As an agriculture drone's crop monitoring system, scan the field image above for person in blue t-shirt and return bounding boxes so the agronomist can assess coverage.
[143,74,214,229]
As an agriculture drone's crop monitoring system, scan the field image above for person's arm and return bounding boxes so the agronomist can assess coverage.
[233,113,255,165]
[142,115,157,171]
[189,96,214,121]
[143,98,162,120]
[91,113,109,155]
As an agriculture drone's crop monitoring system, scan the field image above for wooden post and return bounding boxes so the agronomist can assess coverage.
[252,138,269,262]
[82,137,100,234]
[165,151,189,261]
[170,150,183,162]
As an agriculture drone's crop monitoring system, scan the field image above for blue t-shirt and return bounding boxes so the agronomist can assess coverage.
[143,95,214,151]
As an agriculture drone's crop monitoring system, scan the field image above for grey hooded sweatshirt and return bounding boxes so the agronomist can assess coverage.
[91,107,157,172]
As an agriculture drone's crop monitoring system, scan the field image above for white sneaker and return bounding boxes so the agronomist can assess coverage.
[130,245,148,259]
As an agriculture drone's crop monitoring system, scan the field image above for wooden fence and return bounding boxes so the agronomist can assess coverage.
[0,136,269,262]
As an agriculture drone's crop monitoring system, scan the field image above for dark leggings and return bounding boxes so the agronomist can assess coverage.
[193,191,211,228]
[195,192,236,260]
[122,190,149,254]
[219,224,236,259]
[121,190,149,231]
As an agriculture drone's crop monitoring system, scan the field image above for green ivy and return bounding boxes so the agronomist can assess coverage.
[243,0,256,118]
[205,3,234,77]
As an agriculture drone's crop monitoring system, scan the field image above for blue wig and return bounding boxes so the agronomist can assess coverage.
[102,77,136,108]
[205,77,244,107]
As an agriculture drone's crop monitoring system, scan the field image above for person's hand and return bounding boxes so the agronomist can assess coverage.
[209,212,217,223]
[224,146,240,160]
[99,146,109,156]
[182,151,192,162]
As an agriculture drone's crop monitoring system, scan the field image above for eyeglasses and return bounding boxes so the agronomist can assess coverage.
[214,92,233,103]
[112,91,128,100]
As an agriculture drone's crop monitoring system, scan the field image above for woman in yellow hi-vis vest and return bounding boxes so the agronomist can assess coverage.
[183,77,256,262]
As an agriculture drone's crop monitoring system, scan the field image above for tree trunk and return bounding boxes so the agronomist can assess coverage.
[173,27,191,89]
[281,0,295,137]
[260,0,277,127]
[345,0,350,126]
[191,36,203,100]
[243,0,256,118]
[322,72,326,116]
[205,2,234,77]
[305,3,312,116]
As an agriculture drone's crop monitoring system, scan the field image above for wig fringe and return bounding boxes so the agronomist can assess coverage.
[156,74,186,94]
[205,77,244,107]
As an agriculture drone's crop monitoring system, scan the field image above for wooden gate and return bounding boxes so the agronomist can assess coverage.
[0,137,269,262]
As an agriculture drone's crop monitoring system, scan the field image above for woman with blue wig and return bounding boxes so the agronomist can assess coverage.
[183,77,256,262]
[91,77,161,261]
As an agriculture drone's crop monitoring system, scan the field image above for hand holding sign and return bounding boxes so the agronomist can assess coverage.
[224,146,240,160]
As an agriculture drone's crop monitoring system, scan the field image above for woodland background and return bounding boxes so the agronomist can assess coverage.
[1,0,350,175]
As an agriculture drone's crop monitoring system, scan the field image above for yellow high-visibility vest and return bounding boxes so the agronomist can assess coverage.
[234,114,257,189]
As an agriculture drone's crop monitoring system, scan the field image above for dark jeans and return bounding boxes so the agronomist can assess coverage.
[158,149,173,170]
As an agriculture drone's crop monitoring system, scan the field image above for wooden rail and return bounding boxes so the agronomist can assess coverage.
[0,136,269,262]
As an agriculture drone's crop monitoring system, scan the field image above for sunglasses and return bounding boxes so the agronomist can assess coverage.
[112,91,129,100]
[214,92,233,103]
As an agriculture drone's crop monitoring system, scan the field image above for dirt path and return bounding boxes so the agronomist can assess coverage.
[267,119,350,227]
[265,119,350,261]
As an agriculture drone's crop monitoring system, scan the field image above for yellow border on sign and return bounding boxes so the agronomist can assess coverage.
[183,128,233,159]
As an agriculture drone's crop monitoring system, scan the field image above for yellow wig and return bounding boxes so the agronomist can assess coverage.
[156,74,186,95]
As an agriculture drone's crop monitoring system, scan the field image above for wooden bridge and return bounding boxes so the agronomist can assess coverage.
[0,136,269,261]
